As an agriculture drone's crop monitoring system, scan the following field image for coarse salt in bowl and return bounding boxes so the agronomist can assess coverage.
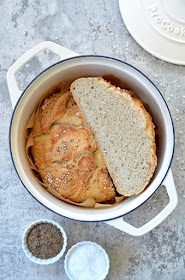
[22,219,67,265]
[64,241,110,280]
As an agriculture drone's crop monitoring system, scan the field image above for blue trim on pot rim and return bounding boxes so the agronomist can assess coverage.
[9,55,175,223]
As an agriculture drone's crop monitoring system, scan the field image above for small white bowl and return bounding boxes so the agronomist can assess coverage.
[64,241,110,280]
[22,219,67,265]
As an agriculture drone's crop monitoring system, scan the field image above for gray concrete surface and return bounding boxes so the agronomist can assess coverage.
[0,0,185,279]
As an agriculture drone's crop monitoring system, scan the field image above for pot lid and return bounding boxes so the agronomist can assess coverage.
[119,0,185,65]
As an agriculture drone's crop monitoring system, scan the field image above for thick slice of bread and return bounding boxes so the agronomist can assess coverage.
[70,77,157,196]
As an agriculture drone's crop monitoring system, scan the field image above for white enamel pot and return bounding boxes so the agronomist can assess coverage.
[8,41,178,236]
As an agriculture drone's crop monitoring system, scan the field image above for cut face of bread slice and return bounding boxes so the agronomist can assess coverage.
[70,77,157,196]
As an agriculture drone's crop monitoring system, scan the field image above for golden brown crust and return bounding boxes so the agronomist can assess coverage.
[31,88,116,203]
[32,91,71,137]
[70,77,157,196]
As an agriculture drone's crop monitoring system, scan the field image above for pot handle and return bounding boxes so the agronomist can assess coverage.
[105,169,178,236]
[7,41,78,108]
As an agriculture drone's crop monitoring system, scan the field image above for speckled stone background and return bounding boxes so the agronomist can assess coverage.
[1,0,185,279]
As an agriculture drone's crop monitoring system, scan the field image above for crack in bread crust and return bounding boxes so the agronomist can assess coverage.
[31,88,116,203]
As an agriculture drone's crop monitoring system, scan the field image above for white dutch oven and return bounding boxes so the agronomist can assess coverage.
[8,41,178,236]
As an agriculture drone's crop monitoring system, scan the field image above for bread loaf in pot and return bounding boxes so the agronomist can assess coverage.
[10,54,175,224]
[28,77,157,206]
[30,88,116,204]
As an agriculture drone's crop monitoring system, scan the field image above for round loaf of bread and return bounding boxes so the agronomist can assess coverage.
[31,89,116,203]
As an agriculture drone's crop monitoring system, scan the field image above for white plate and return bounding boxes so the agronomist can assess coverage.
[119,0,185,65]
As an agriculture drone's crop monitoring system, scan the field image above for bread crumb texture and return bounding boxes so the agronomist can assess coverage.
[71,77,157,196]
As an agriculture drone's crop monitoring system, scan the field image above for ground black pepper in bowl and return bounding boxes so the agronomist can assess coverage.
[27,223,64,259]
